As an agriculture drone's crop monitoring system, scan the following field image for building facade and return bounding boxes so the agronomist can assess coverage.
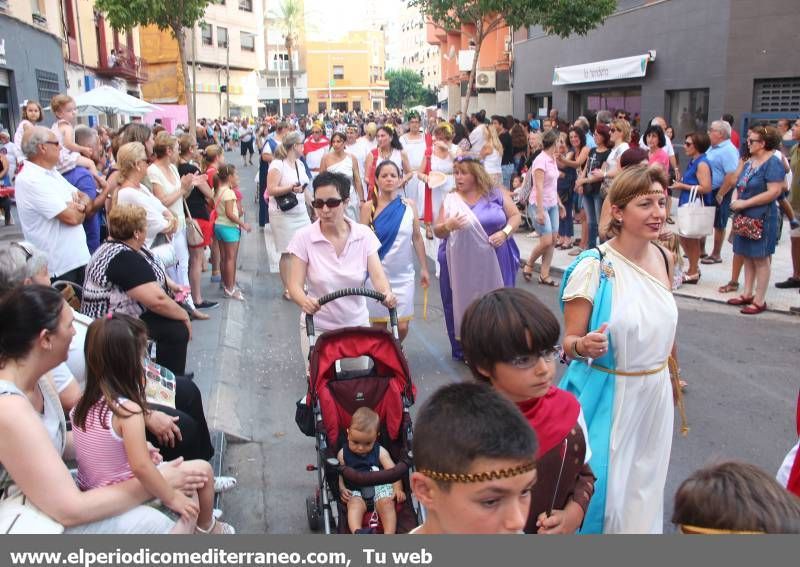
[426,18,512,118]
[0,1,65,132]
[385,1,439,90]
[259,6,309,117]
[306,30,388,114]
[513,0,800,141]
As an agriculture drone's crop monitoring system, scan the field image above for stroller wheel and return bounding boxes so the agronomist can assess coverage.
[306,495,321,532]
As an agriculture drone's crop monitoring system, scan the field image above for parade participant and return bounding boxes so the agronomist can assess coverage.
[303,121,330,177]
[321,132,364,222]
[777,391,800,497]
[337,407,405,534]
[361,161,429,342]
[70,314,235,534]
[0,285,208,533]
[409,382,538,535]
[286,172,395,362]
[14,100,43,149]
[726,125,785,314]
[560,164,677,534]
[364,125,412,195]
[522,130,567,285]
[49,95,107,189]
[267,132,312,299]
[670,131,713,284]
[673,461,800,534]
[434,157,520,360]
[399,111,428,210]
[213,165,252,301]
[460,288,595,534]
[345,124,369,199]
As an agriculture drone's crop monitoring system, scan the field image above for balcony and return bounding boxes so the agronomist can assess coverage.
[95,46,149,83]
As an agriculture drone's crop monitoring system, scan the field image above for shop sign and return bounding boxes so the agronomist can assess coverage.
[552,51,656,86]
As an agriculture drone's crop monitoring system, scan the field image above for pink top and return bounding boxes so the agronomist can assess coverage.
[530,151,559,208]
[70,398,135,490]
[287,217,381,330]
[648,147,670,173]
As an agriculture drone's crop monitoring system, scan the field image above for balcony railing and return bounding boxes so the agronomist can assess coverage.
[95,46,149,83]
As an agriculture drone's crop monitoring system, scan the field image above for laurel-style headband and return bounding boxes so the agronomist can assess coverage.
[418,461,536,484]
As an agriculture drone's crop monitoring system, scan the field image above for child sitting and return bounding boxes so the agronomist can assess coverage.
[673,461,800,534]
[70,314,235,534]
[337,407,405,534]
[409,382,538,534]
[50,94,107,189]
[460,288,594,534]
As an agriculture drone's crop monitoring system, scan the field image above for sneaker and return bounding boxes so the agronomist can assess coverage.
[775,277,800,289]
[214,476,237,493]
[196,300,220,309]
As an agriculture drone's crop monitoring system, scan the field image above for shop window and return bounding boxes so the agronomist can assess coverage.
[332,102,348,112]
[571,88,642,127]
[333,66,344,80]
[318,102,327,112]
[353,101,361,112]
[201,24,212,46]
[35,69,60,109]
[665,88,709,145]
[372,100,381,111]
[753,77,800,113]
[241,32,255,52]
[217,27,228,48]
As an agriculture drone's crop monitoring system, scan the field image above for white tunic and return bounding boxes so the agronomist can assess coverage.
[367,202,415,322]
[400,133,427,206]
[562,242,678,534]
[326,153,360,223]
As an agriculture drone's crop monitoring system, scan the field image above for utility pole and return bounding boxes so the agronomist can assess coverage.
[191,27,197,125]
[226,40,230,118]
[276,37,284,117]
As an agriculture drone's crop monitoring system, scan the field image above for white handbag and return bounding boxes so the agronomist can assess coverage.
[677,187,715,238]
[0,490,64,534]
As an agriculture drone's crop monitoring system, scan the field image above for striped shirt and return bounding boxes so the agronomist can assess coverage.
[70,398,135,490]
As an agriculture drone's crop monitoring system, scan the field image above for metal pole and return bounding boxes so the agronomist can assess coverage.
[191,27,197,123]
[226,40,230,117]
[276,38,284,117]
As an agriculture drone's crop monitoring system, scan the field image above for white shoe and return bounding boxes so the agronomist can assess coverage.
[214,475,238,493]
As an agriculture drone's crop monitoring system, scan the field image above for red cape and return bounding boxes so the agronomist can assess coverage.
[788,390,800,497]
[304,136,330,156]
[517,387,581,459]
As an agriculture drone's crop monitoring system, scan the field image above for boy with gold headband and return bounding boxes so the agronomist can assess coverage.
[409,382,538,534]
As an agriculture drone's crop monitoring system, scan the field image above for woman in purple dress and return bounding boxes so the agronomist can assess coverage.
[433,157,521,359]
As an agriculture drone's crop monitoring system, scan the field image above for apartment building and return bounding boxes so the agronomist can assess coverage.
[306,30,388,113]
[0,0,66,131]
[260,10,309,116]
[385,1,439,90]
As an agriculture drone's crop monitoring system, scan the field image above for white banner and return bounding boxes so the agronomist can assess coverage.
[552,52,654,85]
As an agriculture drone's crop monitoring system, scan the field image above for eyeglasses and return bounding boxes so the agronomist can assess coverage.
[609,128,619,133]
[11,241,33,261]
[746,138,763,145]
[684,141,694,147]
[506,348,560,370]
[311,197,343,209]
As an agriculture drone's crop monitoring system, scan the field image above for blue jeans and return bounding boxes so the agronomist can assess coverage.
[583,192,604,248]
[558,191,574,238]
[501,163,516,190]
[529,204,560,236]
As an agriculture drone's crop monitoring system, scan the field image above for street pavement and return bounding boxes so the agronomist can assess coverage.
[2,154,798,534]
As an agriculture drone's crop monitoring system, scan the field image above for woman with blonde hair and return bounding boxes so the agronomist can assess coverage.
[559,164,677,533]
[433,157,520,360]
[481,123,504,188]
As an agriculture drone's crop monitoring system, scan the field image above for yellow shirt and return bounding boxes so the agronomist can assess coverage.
[214,186,239,227]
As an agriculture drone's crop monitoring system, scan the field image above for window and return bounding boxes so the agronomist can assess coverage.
[318,101,327,112]
[238,0,252,11]
[333,65,344,80]
[35,69,60,107]
[352,101,361,112]
[571,87,642,127]
[217,26,228,48]
[525,93,551,118]
[665,88,710,144]
[240,32,255,52]
[753,77,800,113]
[201,24,212,46]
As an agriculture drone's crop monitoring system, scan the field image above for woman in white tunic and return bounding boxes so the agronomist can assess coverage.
[364,125,412,198]
[361,160,429,342]
[266,132,312,298]
[559,164,677,534]
[400,112,427,211]
[321,132,364,223]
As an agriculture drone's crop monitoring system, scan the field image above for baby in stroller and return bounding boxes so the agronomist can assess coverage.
[338,407,406,534]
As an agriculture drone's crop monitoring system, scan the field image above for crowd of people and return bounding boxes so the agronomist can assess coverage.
[0,94,798,535]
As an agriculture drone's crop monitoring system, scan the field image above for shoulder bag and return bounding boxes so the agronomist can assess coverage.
[183,198,204,247]
[274,161,300,212]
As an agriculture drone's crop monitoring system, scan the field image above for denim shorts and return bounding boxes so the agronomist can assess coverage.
[713,189,732,230]
[214,223,241,243]
[529,204,560,236]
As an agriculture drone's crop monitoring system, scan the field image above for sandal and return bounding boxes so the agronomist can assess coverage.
[195,517,236,535]
[727,295,754,306]
[521,263,534,283]
[213,475,238,494]
[700,256,722,265]
[538,275,559,287]
[718,281,739,293]
[224,287,245,301]
[682,272,701,285]
[740,302,767,315]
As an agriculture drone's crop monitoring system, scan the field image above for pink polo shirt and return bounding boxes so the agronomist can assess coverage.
[530,151,559,208]
[287,217,381,330]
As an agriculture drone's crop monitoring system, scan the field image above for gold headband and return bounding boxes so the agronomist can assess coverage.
[419,461,536,484]
[679,524,764,535]
[615,187,665,207]
[437,121,454,135]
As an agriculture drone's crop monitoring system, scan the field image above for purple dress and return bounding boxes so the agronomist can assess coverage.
[438,188,520,359]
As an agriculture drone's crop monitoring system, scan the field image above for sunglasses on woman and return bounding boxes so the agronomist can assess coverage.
[311,197,343,209]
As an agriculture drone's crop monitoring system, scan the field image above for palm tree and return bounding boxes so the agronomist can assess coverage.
[270,0,304,116]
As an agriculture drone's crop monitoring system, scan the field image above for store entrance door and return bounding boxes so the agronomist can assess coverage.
[570,87,642,129]
[0,70,12,133]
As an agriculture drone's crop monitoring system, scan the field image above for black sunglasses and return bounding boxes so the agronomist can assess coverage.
[311,197,343,209]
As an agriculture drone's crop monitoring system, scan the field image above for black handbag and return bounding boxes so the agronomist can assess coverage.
[295,395,315,437]
[275,191,299,212]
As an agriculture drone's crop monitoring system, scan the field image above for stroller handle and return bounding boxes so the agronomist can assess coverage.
[306,288,399,342]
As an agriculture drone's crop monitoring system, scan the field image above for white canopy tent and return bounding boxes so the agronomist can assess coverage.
[71,86,160,116]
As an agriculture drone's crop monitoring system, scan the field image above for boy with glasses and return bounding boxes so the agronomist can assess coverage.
[460,288,594,534]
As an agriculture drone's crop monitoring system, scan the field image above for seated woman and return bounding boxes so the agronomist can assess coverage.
[0,285,208,533]
[81,204,191,376]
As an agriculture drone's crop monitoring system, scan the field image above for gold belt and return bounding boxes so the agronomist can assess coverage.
[584,360,669,376]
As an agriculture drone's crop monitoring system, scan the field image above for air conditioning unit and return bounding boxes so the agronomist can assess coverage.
[476,70,496,90]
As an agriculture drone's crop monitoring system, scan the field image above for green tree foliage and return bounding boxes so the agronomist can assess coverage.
[95,0,215,135]
[410,0,616,115]
[386,69,436,109]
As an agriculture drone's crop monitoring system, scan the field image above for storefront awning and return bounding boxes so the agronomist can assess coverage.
[552,51,656,86]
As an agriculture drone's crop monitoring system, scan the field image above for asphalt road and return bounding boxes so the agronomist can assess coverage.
[189,156,800,534]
